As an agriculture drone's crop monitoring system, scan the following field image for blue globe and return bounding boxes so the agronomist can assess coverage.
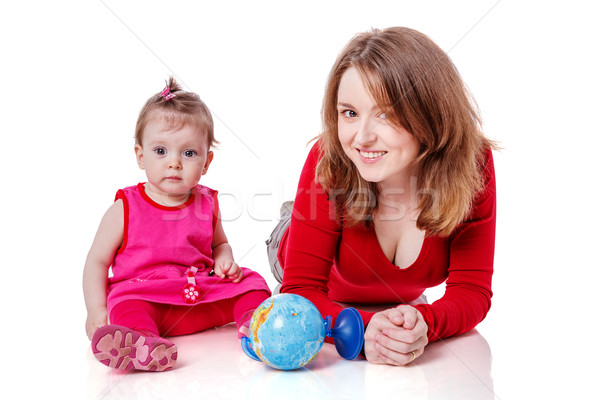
[247,293,325,370]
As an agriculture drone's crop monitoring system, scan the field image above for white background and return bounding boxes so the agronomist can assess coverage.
[1,1,599,398]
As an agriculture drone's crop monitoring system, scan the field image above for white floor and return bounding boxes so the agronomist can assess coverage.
[82,325,494,400]
[2,1,599,399]
[6,289,598,400]
[43,306,600,399]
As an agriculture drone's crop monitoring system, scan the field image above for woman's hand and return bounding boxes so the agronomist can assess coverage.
[214,260,243,283]
[364,305,428,366]
[86,307,108,340]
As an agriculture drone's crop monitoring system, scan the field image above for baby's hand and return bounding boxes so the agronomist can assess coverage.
[86,307,108,340]
[214,260,243,283]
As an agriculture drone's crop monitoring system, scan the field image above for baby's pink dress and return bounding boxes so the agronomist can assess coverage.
[106,182,270,313]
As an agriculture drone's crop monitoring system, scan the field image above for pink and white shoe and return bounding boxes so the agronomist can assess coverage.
[91,325,178,372]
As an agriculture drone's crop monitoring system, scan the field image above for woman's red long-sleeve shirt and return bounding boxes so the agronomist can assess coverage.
[279,142,496,342]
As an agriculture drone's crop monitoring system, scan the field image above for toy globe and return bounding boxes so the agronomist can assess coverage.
[240,293,364,370]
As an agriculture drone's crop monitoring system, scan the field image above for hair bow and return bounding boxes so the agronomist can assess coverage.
[161,86,176,101]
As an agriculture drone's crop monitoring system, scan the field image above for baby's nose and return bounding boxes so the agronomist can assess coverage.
[168,155,182,168]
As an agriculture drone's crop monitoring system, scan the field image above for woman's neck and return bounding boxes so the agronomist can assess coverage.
[377,174,421,222]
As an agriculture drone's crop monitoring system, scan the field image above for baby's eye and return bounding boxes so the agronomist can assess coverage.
[342,110,357,118]
[153,147,167,156]
[183,149,197,158]
[379,113,387,119]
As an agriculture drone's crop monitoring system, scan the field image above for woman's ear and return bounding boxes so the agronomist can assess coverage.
[134,144,145,170]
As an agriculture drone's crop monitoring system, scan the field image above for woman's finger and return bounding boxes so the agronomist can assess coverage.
[386,325,427,349]
[396,305,418,328]
[376,331,414,354]
[375,340,421,366]
[386,308,406,326]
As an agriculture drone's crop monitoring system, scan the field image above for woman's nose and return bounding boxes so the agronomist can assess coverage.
[356,118,378,145]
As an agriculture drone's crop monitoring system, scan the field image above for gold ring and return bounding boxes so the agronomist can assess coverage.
[411,351,416,361]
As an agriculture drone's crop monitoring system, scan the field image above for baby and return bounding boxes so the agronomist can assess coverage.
[82,78,270,371]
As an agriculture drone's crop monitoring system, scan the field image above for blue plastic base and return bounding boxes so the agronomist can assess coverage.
[330,307,364,360]
[240,336,261,361]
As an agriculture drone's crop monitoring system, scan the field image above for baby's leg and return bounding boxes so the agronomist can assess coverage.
[157,290,270,337]
[91,300,177,371]
[233,290,271,337]
[158,301,232,336]
[110,299,162,336]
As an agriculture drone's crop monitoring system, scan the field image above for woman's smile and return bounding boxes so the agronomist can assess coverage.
[357,149,387,162]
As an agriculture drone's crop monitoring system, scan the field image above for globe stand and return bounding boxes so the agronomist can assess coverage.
[241,307,364,364]
[241,336,260,361]
[326,307,364,360]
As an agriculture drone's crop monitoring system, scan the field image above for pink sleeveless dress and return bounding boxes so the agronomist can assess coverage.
[106,183,270,312]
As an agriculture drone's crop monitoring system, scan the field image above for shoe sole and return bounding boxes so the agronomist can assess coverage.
[91,325,177,371]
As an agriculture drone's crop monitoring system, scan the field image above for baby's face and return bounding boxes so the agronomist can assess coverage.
[135,117,213,199]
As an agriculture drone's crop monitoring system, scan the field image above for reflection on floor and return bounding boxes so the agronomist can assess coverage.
[86,324,493,399]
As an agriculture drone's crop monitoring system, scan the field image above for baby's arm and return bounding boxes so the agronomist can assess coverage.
[211,208,243,283]
[82,199,124,340]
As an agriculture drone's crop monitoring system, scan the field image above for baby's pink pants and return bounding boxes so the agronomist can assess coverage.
[109,290,269,338]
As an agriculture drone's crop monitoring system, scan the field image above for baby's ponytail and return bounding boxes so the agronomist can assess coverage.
[161,76,184,100]
[134,77,217,149]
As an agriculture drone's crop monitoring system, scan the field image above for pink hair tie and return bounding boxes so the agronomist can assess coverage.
[161,86,176,101]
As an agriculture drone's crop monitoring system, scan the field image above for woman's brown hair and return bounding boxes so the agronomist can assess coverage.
[316,27,495,237]
[135,77,217,148]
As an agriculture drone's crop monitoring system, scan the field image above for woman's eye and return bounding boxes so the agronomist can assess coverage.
[183,150,197,158]
[342,110,357,118]
[154,147,166,155]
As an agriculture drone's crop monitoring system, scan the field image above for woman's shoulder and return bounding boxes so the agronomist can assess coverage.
[308,139,323,160]
[480,147,496,186]
[300,139,323,174]
[454,147,496,231]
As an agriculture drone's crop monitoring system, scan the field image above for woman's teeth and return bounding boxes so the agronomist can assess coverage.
[359,150,386,158]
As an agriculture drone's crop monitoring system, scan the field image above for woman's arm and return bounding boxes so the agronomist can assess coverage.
[82,199,124,339]
[365,150,496,364]
[280,143,352,323]
[414,149,497,342]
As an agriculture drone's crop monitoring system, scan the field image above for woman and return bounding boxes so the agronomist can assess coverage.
[269,27,496,366]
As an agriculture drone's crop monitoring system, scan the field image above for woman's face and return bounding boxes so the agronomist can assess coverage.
[336,67,421,190]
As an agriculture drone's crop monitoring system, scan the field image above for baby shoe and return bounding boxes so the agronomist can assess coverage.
[91,325,177,372]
